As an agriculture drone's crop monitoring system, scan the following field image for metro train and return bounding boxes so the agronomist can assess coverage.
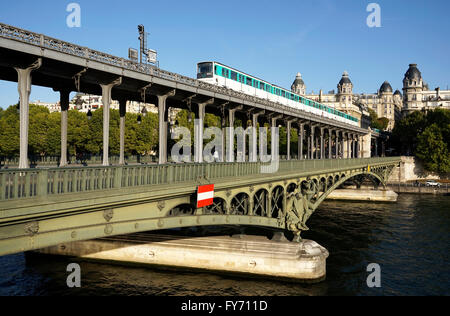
[197,61,359,127]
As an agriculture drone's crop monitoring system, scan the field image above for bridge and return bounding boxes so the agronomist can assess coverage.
[0,23,400,257]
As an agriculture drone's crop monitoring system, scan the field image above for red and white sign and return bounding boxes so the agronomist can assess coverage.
[197,184,214,208]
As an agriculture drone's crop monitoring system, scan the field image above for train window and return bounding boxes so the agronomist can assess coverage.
[231,71,237,81]
[281,90,285,98]
[246,77,252,86]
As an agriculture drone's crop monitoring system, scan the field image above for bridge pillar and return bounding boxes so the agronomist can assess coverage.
[328,129,332,159]
[298,123,304,160]
[362,133,371,158]
[353,134,357,158]
[286,121,291,160]
[227,109,236,162]
[194,99,214,163]
[251,112,263,162]
[336,130,340,159]
[58,89,71,167]
[343,132,348,159]
[307,127,311,159]
[119,98,127,165]
[158,90,176,164]
[271,115,281,161]
[15,59,42,169]
[310,125,315,160]
[320,127,324,159]
[100,78,122,166]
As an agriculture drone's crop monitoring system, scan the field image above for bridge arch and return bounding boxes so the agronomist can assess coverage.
[314,170,386,208]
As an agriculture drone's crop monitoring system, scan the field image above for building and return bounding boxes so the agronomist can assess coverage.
[402,64,450,116]
[70,93,180,123]
[291,68,413,132]
[292,71,372,129]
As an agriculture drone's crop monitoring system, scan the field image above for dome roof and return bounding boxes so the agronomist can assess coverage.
[380,81,393,93]
[404,64,422,80]
[292,72,305,86]
[394,90,402,96]
[338,71,352,85]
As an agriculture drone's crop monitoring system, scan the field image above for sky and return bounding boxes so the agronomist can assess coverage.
[0,0,449,108]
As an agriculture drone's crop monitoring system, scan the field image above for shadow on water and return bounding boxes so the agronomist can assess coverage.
[0,194,449,296]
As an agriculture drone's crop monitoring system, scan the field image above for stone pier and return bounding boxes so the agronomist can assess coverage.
[36,233,329,283]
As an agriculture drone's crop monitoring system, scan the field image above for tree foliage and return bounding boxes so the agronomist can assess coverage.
[368,108,389,130]
[391,108,450,174]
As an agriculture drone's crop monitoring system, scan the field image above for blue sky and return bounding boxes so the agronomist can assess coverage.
[0,0,449,108]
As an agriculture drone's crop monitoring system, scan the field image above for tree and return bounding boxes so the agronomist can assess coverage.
[416,124,450,174]
[391,110,426,155]
[0,104,20,158]
[368,108,389,130]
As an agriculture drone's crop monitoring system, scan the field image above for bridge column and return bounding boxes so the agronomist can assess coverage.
[15,59,42,169]
[310,125,315,159]
[194,99,214,163]
[328,129,332,159]
[251,112,262,162]
[343,132,348,159]
[100,78,122,166]
[286,121,291,160]
[320,127,324,159]
[158,90,176,164]
[298,123,304,160]
[353,134,357,158]
[58,89,70,167]
[271,115,282,161]
[227,108,236,162]
[335,130,340,159]
[119,98,127,165]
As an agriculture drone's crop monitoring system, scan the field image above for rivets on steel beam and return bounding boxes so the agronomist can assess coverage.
[24,221,39,236]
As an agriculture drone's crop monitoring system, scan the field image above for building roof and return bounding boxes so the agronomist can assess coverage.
[292,72,305,86]
[404,64,422,80]
[338,71,352,85]
[380,81,393,93]
[394,90,402,96]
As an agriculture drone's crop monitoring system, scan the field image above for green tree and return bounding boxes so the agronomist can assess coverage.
[0,104,20,157]
[416,124,450,174]
[391,110,426,155]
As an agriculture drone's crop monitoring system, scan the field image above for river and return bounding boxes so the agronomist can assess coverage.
[0,194,448,296]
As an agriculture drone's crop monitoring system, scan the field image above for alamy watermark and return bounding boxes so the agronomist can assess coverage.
[366,263,381,288]
[171,122,280,173]
[66,3,81,28]
[366,3,381,28]
[66,263,81,288]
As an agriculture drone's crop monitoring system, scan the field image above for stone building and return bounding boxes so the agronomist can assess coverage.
[401,64,450,116]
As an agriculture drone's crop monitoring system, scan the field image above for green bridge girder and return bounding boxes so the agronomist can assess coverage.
[0,157,400,256]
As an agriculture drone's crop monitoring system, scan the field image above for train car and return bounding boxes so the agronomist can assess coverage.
[197,61,359,127]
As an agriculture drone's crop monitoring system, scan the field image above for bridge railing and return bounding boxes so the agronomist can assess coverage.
[0,22,365,133]
[0,158,400,201]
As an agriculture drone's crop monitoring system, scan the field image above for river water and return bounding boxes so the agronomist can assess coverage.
[0,194,448,296]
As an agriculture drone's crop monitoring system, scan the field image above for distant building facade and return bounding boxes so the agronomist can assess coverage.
[401,64,450,115]
[291,63,448,132]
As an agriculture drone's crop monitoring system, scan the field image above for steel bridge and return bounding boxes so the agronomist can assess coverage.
[0,23,399,256]
[0,157,400,256]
